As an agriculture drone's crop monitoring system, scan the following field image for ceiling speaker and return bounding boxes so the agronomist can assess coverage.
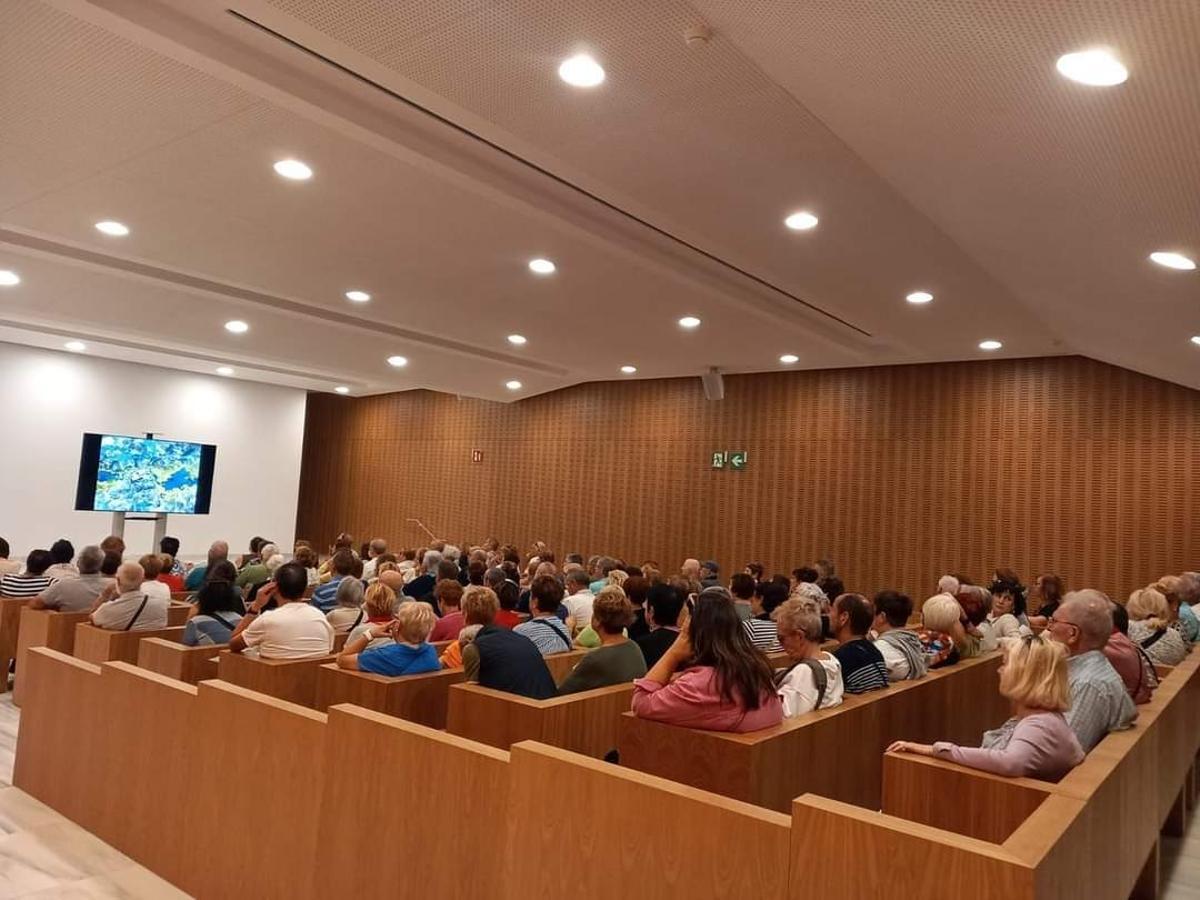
[701,367,724,401]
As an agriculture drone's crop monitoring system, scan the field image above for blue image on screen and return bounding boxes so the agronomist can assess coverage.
[94,436,203,513]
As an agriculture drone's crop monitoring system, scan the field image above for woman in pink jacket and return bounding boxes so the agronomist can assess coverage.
[631,586,782,733]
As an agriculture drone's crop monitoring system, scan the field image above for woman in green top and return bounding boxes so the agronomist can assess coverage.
[559,586,647,695]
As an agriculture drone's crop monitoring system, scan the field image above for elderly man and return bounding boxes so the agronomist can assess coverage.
[90,561,169,631]
[1042,589,1136,751]
[402,550,442,602]
[236,543,277,589]
[699,560,721,588]
[680,558,701,583]
[361,538,389,581]
[185,540,229,591]
[31,545,111,612]
[562,569,596,636]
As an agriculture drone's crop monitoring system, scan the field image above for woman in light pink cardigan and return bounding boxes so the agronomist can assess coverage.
[631,586,782,733]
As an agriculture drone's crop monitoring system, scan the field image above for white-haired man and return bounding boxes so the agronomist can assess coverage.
[361,538,389,581]
[90,561,169,631]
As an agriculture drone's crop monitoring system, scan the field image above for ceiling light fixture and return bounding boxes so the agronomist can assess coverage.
[779,354,799,364]
[224,320,249,334]
[94,220,129,236]
[216,366,234,376]
[64,340,86,353]
[558,53,606,88]
[0,270,19,286]
[505,380,523,391]
[334,386,350,394]
[345,290,371,302]
[387,355,408,368]
[678,316,701,329]
[1055,48,1128,86]
[620,365,637,374]
[273,158,313,180]
[528,258,556,275]
[978,339,1003,351]
[507,334,527,346]
[784,211,819,231]
[906,291,934,304]
[1150,251,1196,271]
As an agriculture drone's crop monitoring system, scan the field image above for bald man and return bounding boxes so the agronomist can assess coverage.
[90,561,169,631]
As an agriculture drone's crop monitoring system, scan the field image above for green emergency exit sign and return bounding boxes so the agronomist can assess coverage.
[711,451,748,470]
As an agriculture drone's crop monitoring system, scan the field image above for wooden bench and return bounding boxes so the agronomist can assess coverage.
[169,591,193,602]
[11,608,91,705]
[447,681,634,757]
[165,600,192,626]
[137,637,222,684]
[0,596,30,692]
[72,623,187,665]
[618,651,1009,812]
[217,649,338,708]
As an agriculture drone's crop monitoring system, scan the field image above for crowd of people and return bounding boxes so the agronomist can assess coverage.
[3,530,1197,782]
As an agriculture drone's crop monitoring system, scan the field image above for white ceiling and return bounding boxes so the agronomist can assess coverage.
[0,0,1194,400]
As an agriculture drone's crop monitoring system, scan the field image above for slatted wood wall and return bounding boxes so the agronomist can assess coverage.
[296,356,1198,601]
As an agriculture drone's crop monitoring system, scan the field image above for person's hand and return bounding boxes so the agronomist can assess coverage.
[251,583,277,613]
[369,621,394,640]
[1028,615,1048,634]
[666,614,692,661]
[97,582,119,603]
[887,741,935,756]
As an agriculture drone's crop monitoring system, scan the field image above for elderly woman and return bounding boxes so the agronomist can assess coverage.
[1155,575,1198,645]
[889,635,1085,781]
[337,601,440,675]
[772,599,843,717]
[917,594,963,668]
[1126,587,1188,666]
[441,585,502,668]
[346,582,397,650]
[559,588,647,695]
[326,577,366,633]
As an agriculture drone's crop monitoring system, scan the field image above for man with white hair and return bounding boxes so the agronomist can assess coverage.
[361,538,389,580]
[185,540,228,591]
[937,575,960,597]
[680,558,701,582]
[90,561,169,631]
[236,543,277,589]
[403,550,442,602]
[31,545,111,612]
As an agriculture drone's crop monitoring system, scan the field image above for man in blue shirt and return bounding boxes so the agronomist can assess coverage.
[311,549,356,613]
[335,602,440,676]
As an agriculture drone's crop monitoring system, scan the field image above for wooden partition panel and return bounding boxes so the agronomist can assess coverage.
[0,597,29,692]
[447,682,633,757]
[544,649,589,683]
[12,608,90,705]
[72,623,186,665]
[136,638,221,684]
[316,706,511,899]
[313,664,465,728]
[217,650,336,708]
[502,742,792,900]
[165,601,192,626]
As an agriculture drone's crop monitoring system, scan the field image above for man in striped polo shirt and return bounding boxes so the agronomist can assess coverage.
[830,592,890,694]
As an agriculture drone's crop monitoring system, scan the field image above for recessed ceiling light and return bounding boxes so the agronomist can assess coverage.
[779,354,799,364]
[1150,251,1196,271]
[507,334,527,346]
[0,270,19,286]
[784,211,819,231]
[94,220,129,236]
[678,316,701,329]
[216,366,234,377]
[978,339,1003,351]
[1055,48,1128,86]
[528,258,556,275]
[345,290,371,302]
[224,320,249,334]
[1191,336,1200,347]
[906,291,934,304]
[387,355,408,368]
[620,365,637,374]
[505,380,523,391]
[64,340,86,353]
[558,53,606,88]
[334,385,350,394]
[273,158,313,180]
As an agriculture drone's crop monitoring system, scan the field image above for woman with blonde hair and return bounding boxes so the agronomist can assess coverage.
[888,635,1085,780]
[336,601,440,675]
[1127,587,1188,666]
[346,581,397,650]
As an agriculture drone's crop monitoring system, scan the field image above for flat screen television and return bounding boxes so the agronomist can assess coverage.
[75,433,217,514]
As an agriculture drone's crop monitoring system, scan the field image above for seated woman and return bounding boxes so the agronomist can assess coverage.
[138,554,172,602]
[346,582,397,650]
[744,580,788,652]
[293,544,321,586]
[888,635,1085,781]
[441,587,503,668]
[1126,587,1188,667]
[336,601,440,675]
[574,585,630,649]
[559,588,647,695]
[183,565,245,646]
[631,586,783,733]
[326,577,366,633]
[772,599,843,716]
[917,594,963,668]
[1154,575,1198,646]
[988,574,1031,642]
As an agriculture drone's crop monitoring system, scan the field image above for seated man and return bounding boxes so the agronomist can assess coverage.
[337,601,440,676]
[31,545,110,612]
[514,575,573,655]
[1103,600,1157,704]
[558,588,647,695]
[871,590,927,681]
[229,562,334,659]
[1042,589,1136,751]
[463,587,556,700]
[830,593,889,694]
[90,561,169,631]
[185,541,229,591]
[310,549,356,613]
[636,582,685,668]
[0,549,54,598]
[45,539,79,581]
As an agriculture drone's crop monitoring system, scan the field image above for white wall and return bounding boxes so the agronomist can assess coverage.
[0,343,307,562]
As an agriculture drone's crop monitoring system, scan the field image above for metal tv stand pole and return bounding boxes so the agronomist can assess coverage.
[109,511,168,554]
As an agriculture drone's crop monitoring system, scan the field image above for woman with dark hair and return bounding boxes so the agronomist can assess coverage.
[183,561,245,646]
[631,586,782,732]
[988,571,1030,644]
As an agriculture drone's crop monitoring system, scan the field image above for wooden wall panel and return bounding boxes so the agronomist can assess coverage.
[297,356,1200,600]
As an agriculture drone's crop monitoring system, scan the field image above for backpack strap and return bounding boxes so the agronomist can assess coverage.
[773,656,829,709]
[351,609,365,630]
[532,618,572,651]
[124,596,149,631]
[1141,628,1167,650]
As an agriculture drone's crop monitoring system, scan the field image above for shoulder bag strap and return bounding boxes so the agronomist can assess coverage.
[124,596,149,631]
[800,657,829,709]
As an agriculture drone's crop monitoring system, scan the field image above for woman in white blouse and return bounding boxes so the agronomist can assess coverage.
[772,598,843,717]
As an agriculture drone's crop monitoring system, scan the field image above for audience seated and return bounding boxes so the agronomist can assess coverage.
[699,560,720,589]
[235,543,277,590]
[360,538,388,581]
[1025,573,1065,632]
[137,555,171,602]
[183,570,245,646]
[316,533,357,583]
[830,593,889,694]
[514,576,573,655]
[0,538,19,577]
[337,601,440,675]
[346,582,398,650]
[325,577,366,633]
[311,549,356,613]
[563,570,596,636]
[773,599,843,716]
[0,549,54,598]
[558,588,647,695]
[160,536,186,577]
[871,589,927,681]
[440,589,496,668]
[744,580,787,651]
[1154,575,1198,645]
[402,550,442,602]
[90,562,169,631]
[1125,587,1188,666]
[45,539,78,581]
[624,575,651,640]
[631,586,782,732]
[1043,589,1136,751]
[229,563,333,659]
[429,580,465,641]
[917,594,962,668]
[790,566,828,611]
[156,553,185,593]
[464,587,557,700]
[30,545,109,612]
[636,582,685,668]
[729,573,756,622]
[293,544,320,586]
[889,634,1085,781]
[1104,600,1158,704]
[184,541,229,591]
